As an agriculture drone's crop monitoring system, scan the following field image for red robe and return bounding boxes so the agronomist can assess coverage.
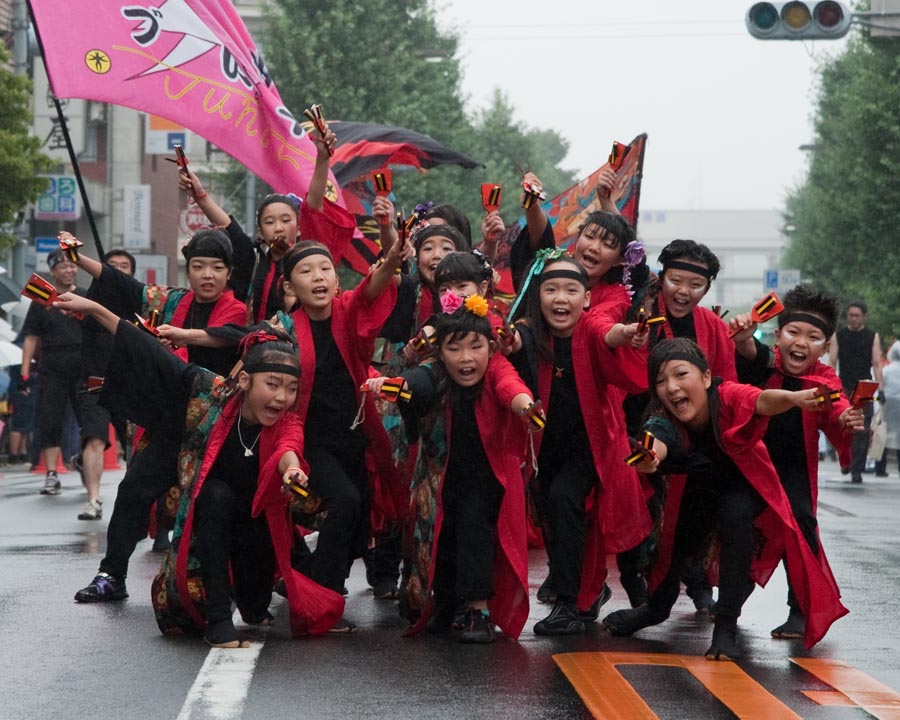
[406,354,531,640]
[648,381,849,649]
[285,275,404,522]
[523,313,651,612]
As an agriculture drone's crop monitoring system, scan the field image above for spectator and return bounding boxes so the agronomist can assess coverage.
[829,301,883,483]
[879,340,900,476]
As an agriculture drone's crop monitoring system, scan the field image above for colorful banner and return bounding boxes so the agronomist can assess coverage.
[485,134,648,299]
[544,133,647,248]
[29,0,342,205]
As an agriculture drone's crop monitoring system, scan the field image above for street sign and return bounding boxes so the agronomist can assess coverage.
[34,175,81,221]
[764,268,801,293]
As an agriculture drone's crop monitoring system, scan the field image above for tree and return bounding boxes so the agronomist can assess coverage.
[783,23,900,333]
[0,45,55,248]
[261,0,576,229]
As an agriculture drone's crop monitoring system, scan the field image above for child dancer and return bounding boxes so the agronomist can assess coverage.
[729,285,863,639]
[273,234,411,621]
[602,338,850,660]
[55,293,340,647]
[178,125,355,322]
[369,296,542,643]
[507,253,651,635]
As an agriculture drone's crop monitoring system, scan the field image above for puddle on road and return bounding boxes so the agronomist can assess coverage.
[0,534,102,555]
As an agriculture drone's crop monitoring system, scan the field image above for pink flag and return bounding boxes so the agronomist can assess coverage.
[29,0,344,205]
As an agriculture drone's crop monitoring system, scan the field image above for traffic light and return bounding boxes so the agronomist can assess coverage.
[746,1,852,40]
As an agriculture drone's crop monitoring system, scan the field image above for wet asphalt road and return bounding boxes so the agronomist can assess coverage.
[2,459,899,720]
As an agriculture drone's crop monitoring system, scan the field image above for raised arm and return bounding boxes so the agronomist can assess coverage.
[177,167,230,227]
[363,227,413,303]
[305,125,337,212]
[754,387,821,416]
[59,231,103,279]
[522,171,549,250]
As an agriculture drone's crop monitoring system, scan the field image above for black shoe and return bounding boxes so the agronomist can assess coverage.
[425,602,458,635]
[876,471,889,478]
[74,573,129,603]
[152,532,171,553]
[372,577,398,600]
[770,609,806,639]
[536,574,557,605]
[620,573,648,608]
[205,618,249,648]
[851,473,863,484]
[534,601,585,636]
[579,583,613,623]
[706,615,740,660]
[602,606,668,637]
[688,586,715,615]
[840,465,850,475]
[458,608,494,644]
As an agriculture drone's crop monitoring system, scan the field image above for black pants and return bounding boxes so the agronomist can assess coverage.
[193,476,275,625]
[299,445,368,593]
[363,529,402,587]
[850,402,873,474]
[534,455,596,601]
[434,469,503,604]
[99,436,179,578]
[649,473,765,620]
[875,447,900,475]
[37,358,81,448]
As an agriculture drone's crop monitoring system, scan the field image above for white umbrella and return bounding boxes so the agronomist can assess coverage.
[0,340,23,367]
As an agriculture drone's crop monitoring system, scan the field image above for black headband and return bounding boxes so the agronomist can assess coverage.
[283,246,332,278]
[778,312,832,337]
[243,362,301,378]
[660,351,709,373]
[538,269,589,287]
[662,260,713,280]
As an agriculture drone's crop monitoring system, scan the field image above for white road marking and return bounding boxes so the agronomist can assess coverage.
[176,596,282,720]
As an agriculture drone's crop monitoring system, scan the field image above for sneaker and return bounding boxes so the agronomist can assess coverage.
[372,577,398,600]
[77,498,103,520]
[536,574,557,605]
[534,600,585,636]
[851,473,863,484]
[458,608,494,644]
[70,453,86,488]
[580,583,613,623]
[39,472,61,496]
[74,572,129,602]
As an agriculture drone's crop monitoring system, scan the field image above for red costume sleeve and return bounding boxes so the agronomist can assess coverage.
[299,197,355,265]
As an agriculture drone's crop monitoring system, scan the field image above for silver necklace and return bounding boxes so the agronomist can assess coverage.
[237,418,261,457]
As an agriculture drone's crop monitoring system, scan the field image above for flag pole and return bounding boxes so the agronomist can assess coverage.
[26,0,105,258]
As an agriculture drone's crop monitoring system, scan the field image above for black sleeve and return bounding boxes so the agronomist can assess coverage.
[400,363,444,417]
[735,339,773,387]
[378,274,418,343]
[99,319,200,433]
[507,323,539,398]
[21,301,45,338]
[92,264,146,319]
[643,415,692,474]
[509,221,555,293]
[225,216,257,303]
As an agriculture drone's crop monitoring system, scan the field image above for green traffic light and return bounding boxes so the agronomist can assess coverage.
[749,2,779,30]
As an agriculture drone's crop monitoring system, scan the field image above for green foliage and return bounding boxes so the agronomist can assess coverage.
[784,25,900,333]
[260,0,576,231]
[0,45,54,249]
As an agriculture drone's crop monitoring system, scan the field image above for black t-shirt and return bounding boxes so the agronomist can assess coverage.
[22,286,86,367]
[207,416,262,510]
[539,336,592,467]
[445,384,493,490]
[305,317,365,453]
[836,326,876,391]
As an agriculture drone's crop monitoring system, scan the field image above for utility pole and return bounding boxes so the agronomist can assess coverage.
[10,0,31,288]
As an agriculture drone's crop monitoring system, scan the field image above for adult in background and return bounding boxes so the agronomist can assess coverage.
[878,340,900,476]
[829,301,883,484]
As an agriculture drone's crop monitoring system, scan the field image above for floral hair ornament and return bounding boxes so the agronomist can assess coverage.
[414,201,434,217]
[441,290,465,315]
[507,247,569,319]
[464,294,489,317]
[621,240,646,297]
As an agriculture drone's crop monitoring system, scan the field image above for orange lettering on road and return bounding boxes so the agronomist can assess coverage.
[792,658,900,719]
[554,652,801,720]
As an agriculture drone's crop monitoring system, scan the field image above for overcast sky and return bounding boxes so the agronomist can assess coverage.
[437,0,849,211]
